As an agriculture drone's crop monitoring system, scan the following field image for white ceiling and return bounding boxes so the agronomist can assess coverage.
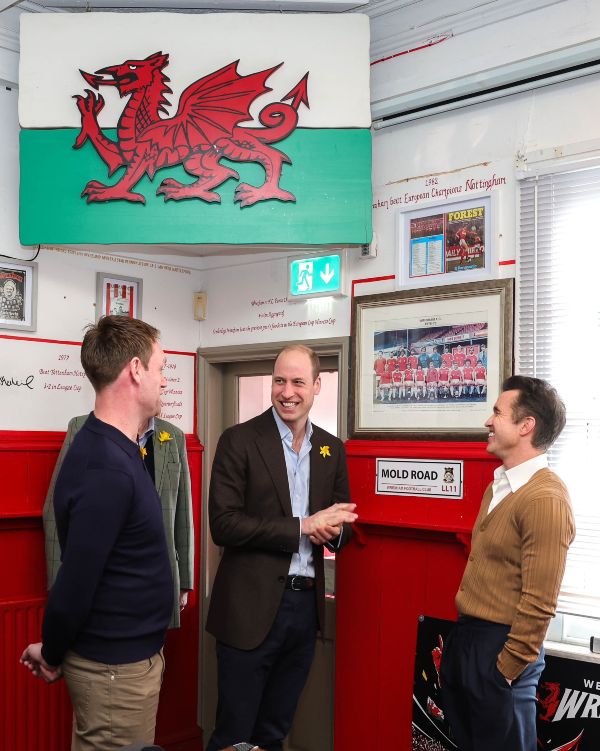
[1,0,565,62]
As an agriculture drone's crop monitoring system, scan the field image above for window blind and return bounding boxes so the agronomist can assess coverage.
[519,166,600,618]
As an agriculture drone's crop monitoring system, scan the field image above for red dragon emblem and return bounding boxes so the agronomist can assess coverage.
[73,51,309,206]
[537,681,562,721]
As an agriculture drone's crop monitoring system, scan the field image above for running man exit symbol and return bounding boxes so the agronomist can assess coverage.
[297,261,313,293]
[289,254,344,298]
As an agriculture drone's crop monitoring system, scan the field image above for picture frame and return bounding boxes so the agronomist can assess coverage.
[397,195,495,288]
[350,279,514,440]
[0,259,38,332]
[96,273,142,320]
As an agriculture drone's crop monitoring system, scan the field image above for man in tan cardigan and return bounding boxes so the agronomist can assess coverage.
[441,375,575,751]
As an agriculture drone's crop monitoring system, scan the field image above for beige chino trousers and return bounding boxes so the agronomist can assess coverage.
[62,649,165,751]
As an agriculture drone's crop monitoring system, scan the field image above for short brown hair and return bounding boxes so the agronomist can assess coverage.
[275,345,320,381]
[502,375,566,451]
[81,315,160,392]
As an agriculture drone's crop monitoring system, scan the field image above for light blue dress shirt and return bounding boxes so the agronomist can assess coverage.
[272,407,315,577]
[138,416,155,448]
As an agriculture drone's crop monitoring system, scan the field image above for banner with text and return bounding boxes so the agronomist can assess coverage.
[413,616,599,751]
[0,336,195,433]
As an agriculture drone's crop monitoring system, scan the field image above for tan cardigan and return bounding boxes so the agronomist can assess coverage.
[456,468,575,680]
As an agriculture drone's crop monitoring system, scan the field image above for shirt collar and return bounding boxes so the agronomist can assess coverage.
[138,416,156,446]
[271,407,313,443]
[494,453,548,494]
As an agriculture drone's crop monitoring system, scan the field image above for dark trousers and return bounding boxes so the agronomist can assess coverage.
[206,589,318,751]
[441,617,545,751]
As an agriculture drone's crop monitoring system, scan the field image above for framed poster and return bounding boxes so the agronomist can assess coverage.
[0,259,37,332]
[96,273,142,319]
[397,195,494,288]
[350,279,513,440]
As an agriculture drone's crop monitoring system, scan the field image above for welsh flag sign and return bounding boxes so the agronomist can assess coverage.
[19,13,372,246]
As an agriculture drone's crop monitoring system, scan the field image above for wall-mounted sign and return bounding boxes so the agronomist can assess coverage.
[289,254,344,299]
[376,458,463,499]
[413,616,600,751]
[19,13,372,246]
[0,335,196,433]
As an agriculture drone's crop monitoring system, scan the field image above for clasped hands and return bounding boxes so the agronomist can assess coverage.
[301,502,357,545]
[20,642,62,684]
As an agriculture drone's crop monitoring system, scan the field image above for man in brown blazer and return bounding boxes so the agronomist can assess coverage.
[441,376,575,751]
[206,345,357,751]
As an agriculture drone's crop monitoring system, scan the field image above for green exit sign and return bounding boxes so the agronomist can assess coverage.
[289,254,344,299]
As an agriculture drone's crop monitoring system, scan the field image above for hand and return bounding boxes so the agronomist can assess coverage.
[20,643,62,683]
[301,503,357,545]
[179,590,189,611]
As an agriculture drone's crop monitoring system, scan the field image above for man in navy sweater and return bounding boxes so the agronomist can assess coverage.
[21,315,173,751]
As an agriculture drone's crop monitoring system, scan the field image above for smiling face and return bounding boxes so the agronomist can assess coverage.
[3,280,16,300]
[484,389,525,465]
[271,349,321,434]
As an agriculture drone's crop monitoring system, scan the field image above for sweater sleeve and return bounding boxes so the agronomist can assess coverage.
[41,467,133,667]
[496,489,575,679]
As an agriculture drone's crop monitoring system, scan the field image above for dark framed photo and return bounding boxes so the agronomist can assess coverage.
[350,279,514,440]
[398,195,494,288]
[96,273,142,320]
[0,259,37,332]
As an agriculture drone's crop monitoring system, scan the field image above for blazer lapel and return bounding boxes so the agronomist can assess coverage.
[153,426,169,495]
[255,410,293,517]
[309,428,328,514]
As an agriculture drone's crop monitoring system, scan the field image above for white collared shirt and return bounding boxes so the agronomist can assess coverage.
[487,453,548,514]
[138,416,156,448]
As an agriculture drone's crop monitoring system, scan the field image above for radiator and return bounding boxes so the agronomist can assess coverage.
[2,598,72,751]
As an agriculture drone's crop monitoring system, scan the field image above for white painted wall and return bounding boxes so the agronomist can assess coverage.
[3,1,600,356]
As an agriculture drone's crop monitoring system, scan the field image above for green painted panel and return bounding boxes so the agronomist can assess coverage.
[20,128,372,246]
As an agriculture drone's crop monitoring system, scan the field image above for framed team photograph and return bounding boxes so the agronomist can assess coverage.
[349,279,514,440]
[0,259,37,332]
[397,195,494,289]
[96,273,142,320]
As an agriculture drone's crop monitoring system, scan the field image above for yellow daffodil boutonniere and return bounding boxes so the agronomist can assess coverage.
[158,431,173,446]
[140,446,148,459]
[320,445,331,458]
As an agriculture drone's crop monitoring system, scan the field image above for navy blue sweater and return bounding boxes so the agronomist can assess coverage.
[42,413,172,667]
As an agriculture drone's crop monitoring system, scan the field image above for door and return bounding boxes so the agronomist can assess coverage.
[198,344,346,751]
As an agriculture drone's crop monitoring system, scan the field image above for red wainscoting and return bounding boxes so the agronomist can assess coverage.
[0,430,203,751]
[335,439,499,751]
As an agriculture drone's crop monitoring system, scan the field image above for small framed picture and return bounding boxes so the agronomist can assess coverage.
[397,195,495,288]
[96,273,142,320]
[350,279,514,440]
[0,259,38,332]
